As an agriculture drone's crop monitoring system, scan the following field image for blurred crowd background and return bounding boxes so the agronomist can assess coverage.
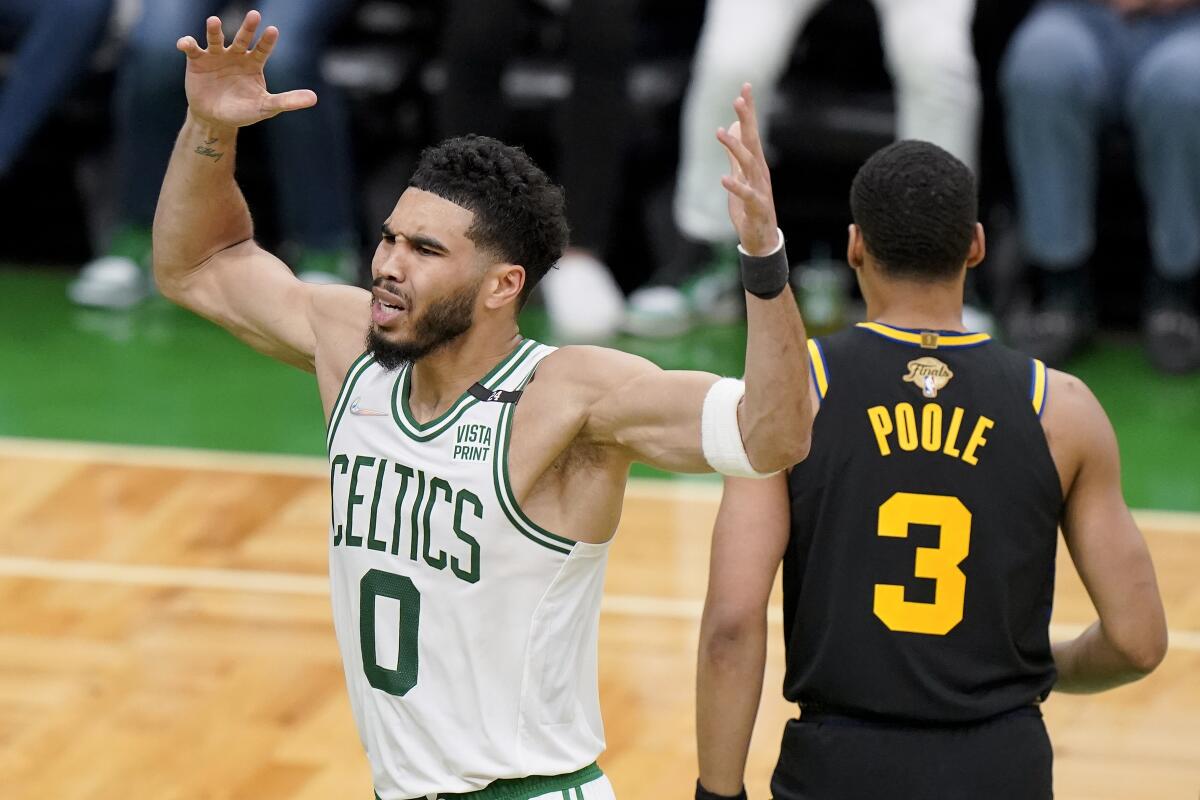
[2,0,1199,373]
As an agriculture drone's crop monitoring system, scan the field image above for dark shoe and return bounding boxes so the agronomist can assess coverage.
[1144,306,1200,374]
[1006,307,1095,367]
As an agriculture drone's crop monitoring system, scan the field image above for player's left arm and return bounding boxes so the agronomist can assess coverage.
[1045,369,1168,692]
[583,85,813,475]
[696,473,790,797]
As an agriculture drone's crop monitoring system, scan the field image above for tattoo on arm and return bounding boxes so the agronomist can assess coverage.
[194,138,224,162]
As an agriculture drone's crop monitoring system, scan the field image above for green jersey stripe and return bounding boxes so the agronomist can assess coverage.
[491,388,572,555]
[496,394,577,547]
[326,351,373,441]
[326,353,377,453]
[491,392,578,554]
[399,339,535,434]
[391,339,538,442]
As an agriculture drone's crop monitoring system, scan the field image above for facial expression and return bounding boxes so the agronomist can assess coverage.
[367,189,485,369]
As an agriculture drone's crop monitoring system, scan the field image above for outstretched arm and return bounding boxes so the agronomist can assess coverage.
[721,85,812,473]
[154,11,367,377]
[1046,371,1167,692]
[581,85,812,475]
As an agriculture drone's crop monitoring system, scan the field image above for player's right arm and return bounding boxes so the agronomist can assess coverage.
[153,12,368,380]
[1045,370,1168,693]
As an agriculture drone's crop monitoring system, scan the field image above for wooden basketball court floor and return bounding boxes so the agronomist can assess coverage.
[0,437,1196,799]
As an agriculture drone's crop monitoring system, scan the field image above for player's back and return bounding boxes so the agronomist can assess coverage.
[784,321,1062,723]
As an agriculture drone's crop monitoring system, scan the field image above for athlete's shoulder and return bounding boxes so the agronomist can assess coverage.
[1043,367,1106,432]
[539,344,658,372]
[532,345,660,396]
[1040,367,1112,491]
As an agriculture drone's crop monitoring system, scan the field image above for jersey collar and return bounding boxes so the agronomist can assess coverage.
[855,321,992,349]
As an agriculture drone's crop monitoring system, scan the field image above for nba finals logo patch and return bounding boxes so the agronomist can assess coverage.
[903,357,954,398]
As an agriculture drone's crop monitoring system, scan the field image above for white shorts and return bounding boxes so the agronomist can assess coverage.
[529,774,615,800]
[385,764,616,800]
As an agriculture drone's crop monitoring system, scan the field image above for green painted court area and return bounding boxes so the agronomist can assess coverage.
[3,266,1198,511]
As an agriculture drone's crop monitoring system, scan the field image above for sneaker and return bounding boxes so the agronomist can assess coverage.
[540,251,625,343]
[961,303,996,336]
[624,241,740,338]
[682,243,743,324]
[1006,306,1094,367]
[67,255,149,309]
[296,270,348,285]
[295,248,360,286]
[1144,305,1200,374]
[622,285,691,338]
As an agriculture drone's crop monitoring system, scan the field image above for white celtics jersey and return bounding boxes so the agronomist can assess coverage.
[325,339,608,798]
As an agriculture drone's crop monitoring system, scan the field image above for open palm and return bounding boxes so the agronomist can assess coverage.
[177,10,317,129]
[717,84,780,256]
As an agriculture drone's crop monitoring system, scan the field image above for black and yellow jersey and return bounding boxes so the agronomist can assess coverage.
[783,321,1063,723]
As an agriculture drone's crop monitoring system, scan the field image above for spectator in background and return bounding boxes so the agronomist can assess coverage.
[68,0,358,309]
[1001,0,1200,373]
[437,0,634,342]
[624,0,981,337]
[0,0,114,180]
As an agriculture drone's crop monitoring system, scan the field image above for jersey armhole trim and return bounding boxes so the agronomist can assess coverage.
[1030,358,1048,418]
[492,350,578,556]
[807,339,829,404]
[325,352,376,452]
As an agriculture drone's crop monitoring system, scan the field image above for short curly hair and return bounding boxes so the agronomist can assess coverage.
[850,140,977,282]
[409,135,569,308]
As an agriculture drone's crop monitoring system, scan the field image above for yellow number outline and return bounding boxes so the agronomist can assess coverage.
[873,492,971,636]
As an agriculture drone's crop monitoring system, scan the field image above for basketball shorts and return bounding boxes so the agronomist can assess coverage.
[528,773,614,800]
[385,762,616,800]
[769,706,1053,800]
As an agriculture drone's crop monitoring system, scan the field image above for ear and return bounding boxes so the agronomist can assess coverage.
[965,222,986,270]
[484,263,526,310]
[847,224,866,271]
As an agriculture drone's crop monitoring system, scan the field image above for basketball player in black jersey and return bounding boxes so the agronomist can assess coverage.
[694,141,1168,799]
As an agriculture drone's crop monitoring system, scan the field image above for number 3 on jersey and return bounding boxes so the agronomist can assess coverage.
[873,492,971,635]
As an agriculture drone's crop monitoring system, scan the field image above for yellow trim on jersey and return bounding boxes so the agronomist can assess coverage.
[807,339,829,400]
[1031,358,1048,417]
[856,322,991,348]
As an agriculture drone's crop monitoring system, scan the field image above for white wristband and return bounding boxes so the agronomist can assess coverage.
[736,227,785,257]
[701,378,777,479]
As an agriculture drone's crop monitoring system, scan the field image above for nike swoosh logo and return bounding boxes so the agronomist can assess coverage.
[349,398,388,417]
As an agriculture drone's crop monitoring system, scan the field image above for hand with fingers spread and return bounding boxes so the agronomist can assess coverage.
[176,10,317,130]
[717,84,780,257]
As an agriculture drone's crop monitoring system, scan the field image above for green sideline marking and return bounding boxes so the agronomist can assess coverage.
[1,267,1197,510]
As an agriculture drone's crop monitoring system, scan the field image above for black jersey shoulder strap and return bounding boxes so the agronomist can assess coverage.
[467,382,524,404]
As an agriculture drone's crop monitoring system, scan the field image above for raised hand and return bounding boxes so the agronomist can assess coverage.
[717,84,780,256]
[176,10,317,130]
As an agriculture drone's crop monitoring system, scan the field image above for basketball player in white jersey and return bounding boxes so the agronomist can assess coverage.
[154,11,813,799]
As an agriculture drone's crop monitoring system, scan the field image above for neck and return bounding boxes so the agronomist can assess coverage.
[864,274,969,332]
[409,322,523,418]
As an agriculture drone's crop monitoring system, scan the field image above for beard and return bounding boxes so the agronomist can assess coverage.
[367,279,479,371]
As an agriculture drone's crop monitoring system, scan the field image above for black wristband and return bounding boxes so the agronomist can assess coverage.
[696,780,748,800]
[739,244,790,300]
